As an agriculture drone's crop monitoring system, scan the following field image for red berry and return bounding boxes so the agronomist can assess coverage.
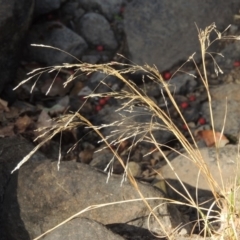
[188,95,196,101]
[198,117,206,125]
[182,124,188,130]
[233,61,240,67]
[163,71,171,80]
[95,105,102,112]
[180,102,189,109]
[96,45,104,51]
[99,98,107,106]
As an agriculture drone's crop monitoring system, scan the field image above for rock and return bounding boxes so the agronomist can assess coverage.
[60,1,85,27]
[25,22,88,65]
[0,0,34,98]
[124,0,239,72]
[212,40,240,74]
[98,104,174,147]
[75,13,118,50]
[34,0,61,16]
[78,0,123,20]
[90,148,116,171]
[42,218,124,240]
[159,145,240,198]
[87,71,122,93]
[127,161,141,177]
[201,84,240,136]
[167,72,198,95]
[81,54,101,64]
[210,83,240,101]
[3,161,187,239]
[0,136,46,240]
[108,223,161,240]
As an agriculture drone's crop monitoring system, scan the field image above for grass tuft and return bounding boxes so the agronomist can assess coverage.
[13,23,240,239]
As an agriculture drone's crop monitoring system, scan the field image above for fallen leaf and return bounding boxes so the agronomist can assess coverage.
[14,115,32,133]
[196,130,229,148]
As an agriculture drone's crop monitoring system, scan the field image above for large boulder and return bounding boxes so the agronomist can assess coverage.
[3,161,187,239]
[124,0,239,72]
[0,0,34,99]
[41,218,125,240]
[201,83,240,137]
[160,144,240,198]
[0,136,46,240]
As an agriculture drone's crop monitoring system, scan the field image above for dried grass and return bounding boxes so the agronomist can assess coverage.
[12,23,240,239]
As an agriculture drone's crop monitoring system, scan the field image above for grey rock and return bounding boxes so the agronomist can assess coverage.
[160,145,240,198]
[0,0,34,95]
[78,0,123,20]
[209,83,240,102]
[90,148,115,170]
[201,84,240,136]
[166,72,198,95]
[3,161,186,239]
[25,22,88,65]
[127,161,141,177]
[34,0,61,16]
[76,13,118,50]
[0,136,46,240]
[202,99,240,137]
[98,104,174,147]
[212,40,240,74]
[87,71,122,93]
[81,54,101,64]
[60,1,85,25]
[124,0,239,72]
[42,218,124,240]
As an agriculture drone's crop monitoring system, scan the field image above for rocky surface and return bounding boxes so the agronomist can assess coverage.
[123,0,239,71]
[201,83,240,137]
[98,104,175,149]
[2,1,240,239]
[159,144,240,198]
[3,161,188,239]
[75,12,118,50]
[41,218,125,240]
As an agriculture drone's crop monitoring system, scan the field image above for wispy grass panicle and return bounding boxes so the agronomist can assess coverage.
[12,23,240,239]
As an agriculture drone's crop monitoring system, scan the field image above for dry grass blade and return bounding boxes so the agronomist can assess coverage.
[12,23,240,239]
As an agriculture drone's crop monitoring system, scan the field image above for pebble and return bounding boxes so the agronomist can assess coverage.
[75,12,118,50]
[127,161,141,177]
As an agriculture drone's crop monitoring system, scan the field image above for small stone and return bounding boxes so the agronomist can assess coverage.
[76,13,118,50]
[127,161,141,177]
